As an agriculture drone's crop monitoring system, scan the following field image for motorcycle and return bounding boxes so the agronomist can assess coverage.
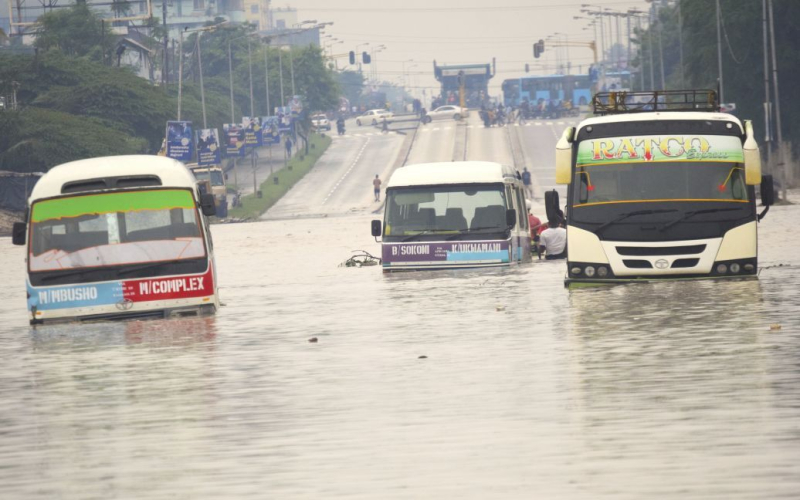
[337,121,346,136]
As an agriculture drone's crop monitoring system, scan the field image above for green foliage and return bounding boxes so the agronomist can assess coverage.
[0,108,148,173]
[337,70,365,109]
[34,4,116,62]
[183,27,341,116]
[633,0,800,150]
[228,134,331,220]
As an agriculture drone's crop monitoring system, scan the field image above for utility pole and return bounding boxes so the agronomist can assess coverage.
[677,0,685,89]
[248,38,255,117]
[716,0,724,104]
[289,46,296,97]
[762,0,772,172]
[177,29,183,120]
[196,33,207,127]
[162,1,168,90]
[228,41,235,123]
[648,7,655,89]
[278,46,285,107]
[767,0,787,199]
[657,16,665,90]
[264,38,271,115]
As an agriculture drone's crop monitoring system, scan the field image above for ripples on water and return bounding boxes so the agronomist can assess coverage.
[0,205,799,499]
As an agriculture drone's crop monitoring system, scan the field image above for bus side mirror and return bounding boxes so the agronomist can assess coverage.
[200,193,217,216]
[371,219,382,237]
[761,175,775,207]
[743,120,762,185]
[555,126,574,184]
[544,190,560,224]
[506,209,517,227]
[12,222,26,246]
[758,174,774,221]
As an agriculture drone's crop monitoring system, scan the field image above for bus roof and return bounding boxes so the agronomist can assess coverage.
[576,111,744,135]
[387,161,517,188]
[30,155,197,201]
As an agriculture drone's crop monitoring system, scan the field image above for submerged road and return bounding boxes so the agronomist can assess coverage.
[3,110,798,500]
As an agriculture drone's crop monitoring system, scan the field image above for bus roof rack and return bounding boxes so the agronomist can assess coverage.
[592,90,719,115]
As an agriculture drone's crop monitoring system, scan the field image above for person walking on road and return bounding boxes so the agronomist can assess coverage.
[373,174,382,202]
[285,136,293,159]
[521,167,533,198]
[381,115,389,134]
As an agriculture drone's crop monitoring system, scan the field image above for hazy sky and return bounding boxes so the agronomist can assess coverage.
[287,0,651,97]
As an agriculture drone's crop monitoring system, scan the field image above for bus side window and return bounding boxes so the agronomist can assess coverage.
[515,187,527,229]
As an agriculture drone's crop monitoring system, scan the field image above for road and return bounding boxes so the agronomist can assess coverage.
[262,126,407,220]
[258,111,580,221]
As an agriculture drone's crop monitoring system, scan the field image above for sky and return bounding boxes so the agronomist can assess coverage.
[286,0,652,99]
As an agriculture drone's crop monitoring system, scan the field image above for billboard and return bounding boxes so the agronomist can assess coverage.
[196,128,221,166]
[223,123,245,158]
[242,117,262,148]
[166,121,193,162]
[261,117,281,145]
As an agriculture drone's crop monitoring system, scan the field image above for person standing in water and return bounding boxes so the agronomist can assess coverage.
[373,174,382,202]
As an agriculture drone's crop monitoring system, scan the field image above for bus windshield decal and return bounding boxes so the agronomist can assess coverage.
[32,190,195,223]
[577,135,744,167]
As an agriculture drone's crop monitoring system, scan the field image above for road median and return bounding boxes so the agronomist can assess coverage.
[226,133,332,221]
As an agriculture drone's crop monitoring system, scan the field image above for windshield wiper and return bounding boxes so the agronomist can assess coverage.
[659,208,741,232]
[116,261,172,276]
[445,226,506,240]
[400,229,456,242]
[39,268,99,282]
[594,209,677,235]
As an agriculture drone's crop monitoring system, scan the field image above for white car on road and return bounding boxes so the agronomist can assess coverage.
[356,109,393,126]
[311,114,331,131]
[422,105,467,124]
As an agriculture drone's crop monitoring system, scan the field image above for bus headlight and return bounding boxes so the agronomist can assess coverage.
[716,264,728,274]
[730,263,741,273]
[597,266,608,278]
[570,267,582,275]
[584,266,596,277]
[743,263,755,272]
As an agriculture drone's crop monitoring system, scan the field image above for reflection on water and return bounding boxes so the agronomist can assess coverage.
[0,205,799,499]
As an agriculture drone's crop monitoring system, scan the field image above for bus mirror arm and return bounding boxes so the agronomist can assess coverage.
[371,220,382,241]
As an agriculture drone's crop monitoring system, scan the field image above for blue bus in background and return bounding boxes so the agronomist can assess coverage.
[502,71,632,107]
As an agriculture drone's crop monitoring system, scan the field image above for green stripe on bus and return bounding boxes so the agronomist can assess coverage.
[32,190,195,222]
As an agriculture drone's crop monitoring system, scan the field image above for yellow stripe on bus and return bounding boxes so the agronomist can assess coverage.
[573,199,749,208]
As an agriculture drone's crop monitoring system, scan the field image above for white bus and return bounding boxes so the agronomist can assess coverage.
[549,90,775,287]
[372,161,532,271]
[12,156,221,324]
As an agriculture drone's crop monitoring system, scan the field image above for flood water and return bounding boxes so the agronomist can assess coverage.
[1,202,799,499]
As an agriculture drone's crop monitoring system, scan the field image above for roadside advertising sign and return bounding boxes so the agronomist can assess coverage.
[242,117,263,148]
[289,95,303,116]
[196,128,221,166]
[261,116,281,145]
[223,123,245,158]
[166,121,193,162]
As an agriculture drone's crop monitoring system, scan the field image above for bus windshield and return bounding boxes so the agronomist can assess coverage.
[572,134,749,208]
[384,185,507,240]
[29,189,205,272]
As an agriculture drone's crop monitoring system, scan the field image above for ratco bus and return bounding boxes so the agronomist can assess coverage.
[548,90,775,287]
[371,161,531,271]
[11,156,220,324]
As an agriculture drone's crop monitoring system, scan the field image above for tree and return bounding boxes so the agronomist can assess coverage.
[34,4,116,63]
[632,0,800,157]
[337,70,365,111]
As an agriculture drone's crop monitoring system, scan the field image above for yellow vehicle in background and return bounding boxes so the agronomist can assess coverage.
[187,163,228,218]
